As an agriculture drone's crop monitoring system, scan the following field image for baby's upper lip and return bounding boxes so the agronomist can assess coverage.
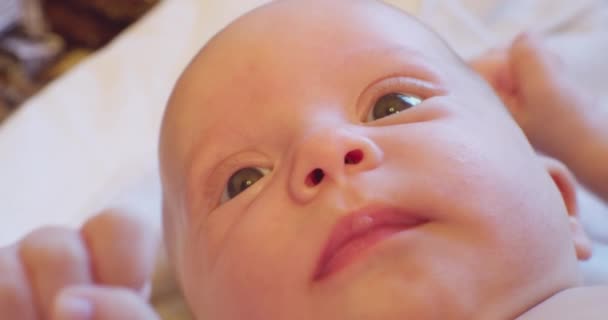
[313,205,428,281]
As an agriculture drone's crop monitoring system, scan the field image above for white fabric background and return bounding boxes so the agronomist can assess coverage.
[0,0,606,289]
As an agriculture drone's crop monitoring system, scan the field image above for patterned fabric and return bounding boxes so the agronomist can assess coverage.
[0,0,159,120]
[0,0,60,118]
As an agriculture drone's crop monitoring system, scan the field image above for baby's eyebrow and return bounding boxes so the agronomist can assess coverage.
[338,46,443,83]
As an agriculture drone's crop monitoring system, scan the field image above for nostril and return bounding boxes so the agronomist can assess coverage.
[306,168,325,187]
[344,149,363,165]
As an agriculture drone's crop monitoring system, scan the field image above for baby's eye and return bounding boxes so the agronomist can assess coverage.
[367,93,422,121]
[221,167,269,202]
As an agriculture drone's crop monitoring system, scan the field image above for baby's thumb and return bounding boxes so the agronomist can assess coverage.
[509,33,564,101]
[52,285,160,320]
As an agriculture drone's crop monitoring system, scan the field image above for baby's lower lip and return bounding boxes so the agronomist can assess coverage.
[313,224,420,281]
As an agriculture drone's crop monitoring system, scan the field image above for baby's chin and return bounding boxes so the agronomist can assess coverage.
[186,255,477,320]
[180,229,532,320]
[306,257,470,319]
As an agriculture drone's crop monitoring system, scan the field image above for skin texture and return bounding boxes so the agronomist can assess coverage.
[159,1,592,319]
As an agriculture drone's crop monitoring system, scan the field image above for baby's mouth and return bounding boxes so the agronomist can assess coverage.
[313,206,428,281]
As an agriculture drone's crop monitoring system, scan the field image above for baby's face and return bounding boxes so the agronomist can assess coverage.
[160,1,589,319]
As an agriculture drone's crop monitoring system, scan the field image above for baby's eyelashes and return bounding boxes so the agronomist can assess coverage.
[221,167,270,203]
[365,92,422,122]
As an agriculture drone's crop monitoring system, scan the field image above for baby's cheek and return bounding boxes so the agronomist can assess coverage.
[173,227,227,314]
[177,244,248,318]
[181,226,298,318]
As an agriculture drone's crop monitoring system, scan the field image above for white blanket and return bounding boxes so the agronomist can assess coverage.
[0,1,607,316]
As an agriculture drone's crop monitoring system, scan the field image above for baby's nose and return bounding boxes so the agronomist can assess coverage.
[288,127,383,204]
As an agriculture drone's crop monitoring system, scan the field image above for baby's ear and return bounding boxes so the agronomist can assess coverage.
[540,155,592,261]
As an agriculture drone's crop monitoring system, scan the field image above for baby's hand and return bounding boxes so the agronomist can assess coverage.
[0,211,160,320]
[470,33,599,162]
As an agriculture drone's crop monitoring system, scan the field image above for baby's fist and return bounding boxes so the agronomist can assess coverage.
[471,33,597,161]
[0,210,159,319]
[52,285,160,320]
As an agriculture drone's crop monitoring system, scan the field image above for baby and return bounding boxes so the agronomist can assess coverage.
[1,0,607,319]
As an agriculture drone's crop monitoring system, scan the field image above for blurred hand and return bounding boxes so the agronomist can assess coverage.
[470,33,598,162]
[0,210,160,320]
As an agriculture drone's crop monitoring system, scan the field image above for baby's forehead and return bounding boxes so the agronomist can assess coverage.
[161,0,464,176]
[202,1,449,66]
[173,1,454,110]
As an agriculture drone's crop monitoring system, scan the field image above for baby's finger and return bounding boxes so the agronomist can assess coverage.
[81,211,159,292]
[19,227,92,318]
[52,285,160,320]
[0,245,38,320]
[468,48,521,123]
[469,48,514,95]
[509,33,564,103]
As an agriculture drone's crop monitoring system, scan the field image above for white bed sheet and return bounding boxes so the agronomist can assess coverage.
[1,0,607,287]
